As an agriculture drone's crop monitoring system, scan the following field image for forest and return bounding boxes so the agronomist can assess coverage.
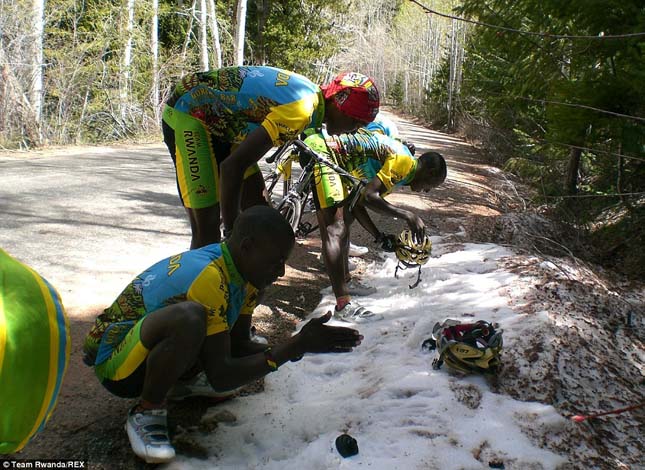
[1,0,644,277]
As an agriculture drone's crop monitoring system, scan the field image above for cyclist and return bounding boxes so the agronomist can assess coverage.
[82,206,363,464]
[364,112,415,155]
[303,130,446,321]
[348,112,415,256]
[162,66,379,248]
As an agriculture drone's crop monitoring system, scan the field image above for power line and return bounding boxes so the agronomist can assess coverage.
[477,88,645,123]
[540,192,645,199]
[408,0,645,40]
[457,106,645,163]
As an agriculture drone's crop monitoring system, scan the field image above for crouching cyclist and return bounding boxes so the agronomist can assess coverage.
[82,206,363,464]
[303,129,446,322]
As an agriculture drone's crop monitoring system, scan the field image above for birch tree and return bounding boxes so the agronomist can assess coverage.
[233,0,247,65]
[208,0,222,68]
[199,0,209,70]
[31,0,45,137]
[121,0,136,120]
[151,0,159,121]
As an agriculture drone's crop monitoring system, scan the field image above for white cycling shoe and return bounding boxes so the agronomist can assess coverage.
[126,406,175,464]
[349,242,369,257]
[334,301,383,323]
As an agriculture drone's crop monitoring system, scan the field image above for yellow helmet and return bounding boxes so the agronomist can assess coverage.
[395,230,432,267]
[430,320,503,374]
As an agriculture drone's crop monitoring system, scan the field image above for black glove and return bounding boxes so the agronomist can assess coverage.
[376,233,397,252]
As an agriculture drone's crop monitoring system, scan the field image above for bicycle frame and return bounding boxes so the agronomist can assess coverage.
[290,140,367,211]
[272,139,368,237]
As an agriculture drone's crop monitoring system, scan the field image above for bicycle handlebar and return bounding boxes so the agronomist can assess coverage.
[291,139,368,187]
[265,142,291,164]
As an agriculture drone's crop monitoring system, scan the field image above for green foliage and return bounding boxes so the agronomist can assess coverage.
[421,0,645,275]
[439,0,645,200]
[245,0,348,73]
[389,75,404,106]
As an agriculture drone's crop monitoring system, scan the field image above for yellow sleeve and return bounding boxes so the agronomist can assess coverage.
[261,95,318,145]
[377,153,416,194]
[187,264,230,336]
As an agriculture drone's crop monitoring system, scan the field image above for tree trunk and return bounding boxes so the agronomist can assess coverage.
[121,0,135,120]
[30,0,45,141]
[181,0,196,62]
[199,0,209,70]
[234,0,247,65]
[255,0,268,64]
[151,0,160,122]
[566,147,582,195]
[616,142,626,203]
[207,0,222,68]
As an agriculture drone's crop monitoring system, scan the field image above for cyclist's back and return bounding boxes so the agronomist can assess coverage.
[305,129,415,192]
[363,113,400,139]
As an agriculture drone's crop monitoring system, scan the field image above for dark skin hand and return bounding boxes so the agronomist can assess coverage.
[201,312,363,393]
[362,177,426,243]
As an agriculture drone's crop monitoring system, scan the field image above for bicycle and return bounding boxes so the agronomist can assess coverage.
[263,139,367,238]
[263,141,297,202]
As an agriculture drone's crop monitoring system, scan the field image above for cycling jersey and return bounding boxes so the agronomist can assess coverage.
[363,114,400,139]
[166,66,325,145]
[162,66,325,208]
[304,130,417,208]
[83,243,258,381]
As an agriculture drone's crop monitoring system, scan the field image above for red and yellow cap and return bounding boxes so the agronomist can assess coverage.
[321,72,380,123]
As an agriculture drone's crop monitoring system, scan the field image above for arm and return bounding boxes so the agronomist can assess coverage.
[362,177,425,242]
[351,203,381,241]
[201,312,362,392]
[229,313,267,357]
[219,126,274,233]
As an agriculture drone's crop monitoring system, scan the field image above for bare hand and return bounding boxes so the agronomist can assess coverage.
[297,312,363,353]
[406,214,426,243]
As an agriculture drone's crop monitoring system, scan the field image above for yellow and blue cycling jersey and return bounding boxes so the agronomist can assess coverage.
[83,242,258,369]
[166,66,325,145]
[162,66,325,208]
[363,113,400,139]
[305,129,417,205]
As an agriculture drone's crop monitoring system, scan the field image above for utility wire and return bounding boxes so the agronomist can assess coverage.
[482,90,645,123]
[457,106,645,163]
[408,0,645,40]
[540,192,645,199]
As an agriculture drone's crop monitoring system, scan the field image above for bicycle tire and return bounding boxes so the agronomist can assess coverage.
[276,195,303,234]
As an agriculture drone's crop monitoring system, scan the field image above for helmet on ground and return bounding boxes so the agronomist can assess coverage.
[321,72,380,123]
[394,230,432,288]
[395,230,432,267]
[430,320,503,374]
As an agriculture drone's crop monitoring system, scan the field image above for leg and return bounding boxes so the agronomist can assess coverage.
[163,112,220,248]
[186,205,221,249]
[317,205,351,303]
[139,301,207,404]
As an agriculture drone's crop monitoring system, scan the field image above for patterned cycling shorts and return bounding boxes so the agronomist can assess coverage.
[93,317,150,397]
[312,162,351,209]
[162,105,260,209]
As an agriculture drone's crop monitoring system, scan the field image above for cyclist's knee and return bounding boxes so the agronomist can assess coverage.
[175,302,207,337]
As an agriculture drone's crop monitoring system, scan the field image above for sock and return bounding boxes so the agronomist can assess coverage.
[335,295,351,311]
[132,399,166,414]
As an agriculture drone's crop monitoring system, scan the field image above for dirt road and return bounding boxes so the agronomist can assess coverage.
[1,112,641,469]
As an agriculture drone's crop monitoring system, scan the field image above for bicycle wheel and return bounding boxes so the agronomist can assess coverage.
[276,195,302,234]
